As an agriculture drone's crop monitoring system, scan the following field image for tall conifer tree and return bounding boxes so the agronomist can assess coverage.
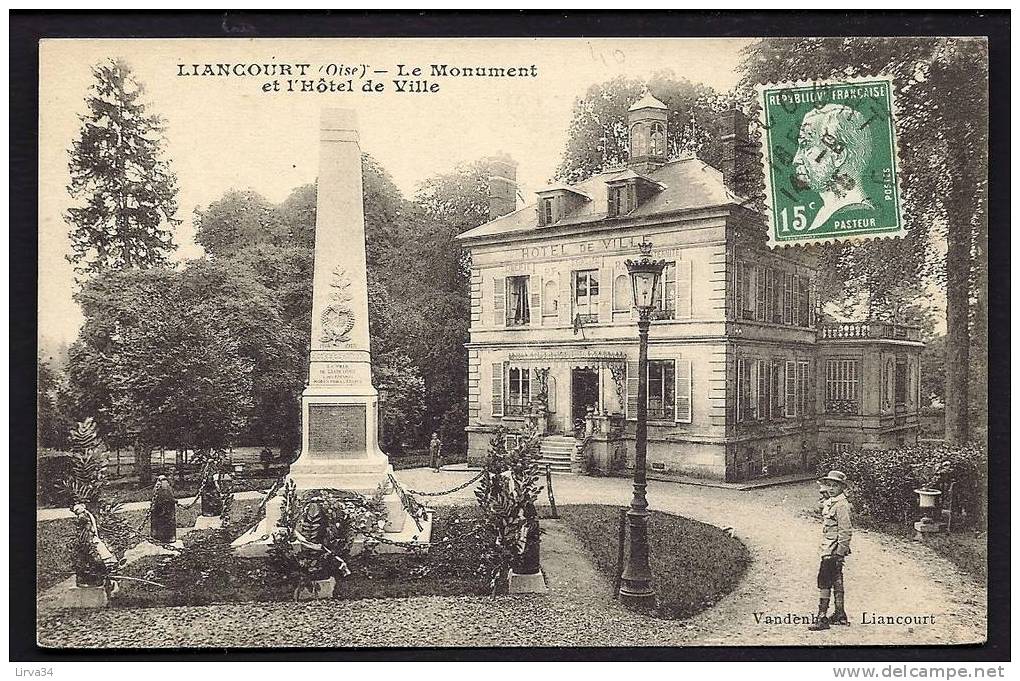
[66,58,180,279]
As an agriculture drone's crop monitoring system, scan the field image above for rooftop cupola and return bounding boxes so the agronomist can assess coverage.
[628,91,669,173]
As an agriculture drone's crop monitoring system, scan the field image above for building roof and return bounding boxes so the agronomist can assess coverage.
[628,92,668,112]
[457,156,745,243]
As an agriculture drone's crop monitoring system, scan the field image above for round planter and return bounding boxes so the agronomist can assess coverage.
[914,488,942,509]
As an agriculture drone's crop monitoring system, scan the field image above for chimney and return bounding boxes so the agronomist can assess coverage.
[485,155,518,219]
[715,109,755,197]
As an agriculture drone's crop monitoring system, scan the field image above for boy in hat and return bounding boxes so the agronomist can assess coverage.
[808,470,853,631]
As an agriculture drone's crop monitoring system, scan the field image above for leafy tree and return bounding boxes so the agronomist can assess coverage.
[373,351,426,453]
[396,158,500,448]
[66,58,179,279]
[194,189,287,257]
[920,334,946,409]
[736,37,988,445]
[277,183,317,249]
[68,267,257,481]
[38,358,71,450]
[554,72,723,184]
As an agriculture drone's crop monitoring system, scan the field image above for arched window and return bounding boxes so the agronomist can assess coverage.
[631,123,649,157]
[613,273,631,311]
[542,279,558,316]
[650,122,666,157]
[884,358,895,409]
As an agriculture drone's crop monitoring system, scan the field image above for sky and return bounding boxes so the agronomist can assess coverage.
[38,37,756,351]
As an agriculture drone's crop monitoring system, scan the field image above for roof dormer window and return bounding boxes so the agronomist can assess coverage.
[539,196,555,226]
[608,182,638,218]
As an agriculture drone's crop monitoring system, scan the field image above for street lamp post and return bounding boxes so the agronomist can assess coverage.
[620,241,666,611]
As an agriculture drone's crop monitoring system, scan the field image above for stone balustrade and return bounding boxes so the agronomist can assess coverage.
[819,321,921,341]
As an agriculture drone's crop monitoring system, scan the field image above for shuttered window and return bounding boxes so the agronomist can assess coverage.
[656,263,676,319]
[491,362,504,416]
[783,273,794,325]
[626,361,639,420]
[574,269,599,321]
[676,261,693,318]
[755,266,767,321]
[675,359,692,423]
[506,367,531,415]
[785,361,798,417]
[737,358,750,422]
[798,361,810,415]
[647,360,675,421]
[492,276,505,326]
[530,277,542,325]
[506,276,530,326]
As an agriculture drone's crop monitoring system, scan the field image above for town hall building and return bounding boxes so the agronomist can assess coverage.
[457,93,922,481]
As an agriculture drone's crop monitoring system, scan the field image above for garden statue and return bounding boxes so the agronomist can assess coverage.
[150,475,177,543]
[198,461,234,523]
[513,501,541,576]
[215,464,234,524]
[70,503,120,589]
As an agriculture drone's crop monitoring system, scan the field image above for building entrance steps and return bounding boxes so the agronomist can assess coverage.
[538,435,577,474]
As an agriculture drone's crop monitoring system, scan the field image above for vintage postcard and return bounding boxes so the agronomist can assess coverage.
[31,35,990,653]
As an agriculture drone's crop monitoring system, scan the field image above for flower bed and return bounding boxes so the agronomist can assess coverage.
[558,504,751,620]
[105,505,489,608]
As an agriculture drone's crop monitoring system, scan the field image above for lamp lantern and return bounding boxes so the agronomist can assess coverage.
[626,241,667,314]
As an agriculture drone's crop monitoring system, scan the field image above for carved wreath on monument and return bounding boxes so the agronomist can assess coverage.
[321,267,356,346]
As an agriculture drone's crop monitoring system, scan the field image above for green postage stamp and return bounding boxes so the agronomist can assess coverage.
[757,76,905,248]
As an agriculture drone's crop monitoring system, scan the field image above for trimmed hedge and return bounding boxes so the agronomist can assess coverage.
[817,443,987,525]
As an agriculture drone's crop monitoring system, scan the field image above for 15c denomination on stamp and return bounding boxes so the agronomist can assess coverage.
[757,76,905,248]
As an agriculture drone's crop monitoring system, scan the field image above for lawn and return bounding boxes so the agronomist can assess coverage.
[801,506,988,580]
[36,499,264,594]
[558,504,751,620]
[45,504,490,608]
[867,519,987,580]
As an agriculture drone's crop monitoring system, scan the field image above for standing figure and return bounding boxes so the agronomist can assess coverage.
[808,470,854,631]
[150,475,177,543]
[429,432,443,473]
[70,503,119,589]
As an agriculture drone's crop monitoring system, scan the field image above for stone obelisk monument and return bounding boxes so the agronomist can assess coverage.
[288,110,421,542]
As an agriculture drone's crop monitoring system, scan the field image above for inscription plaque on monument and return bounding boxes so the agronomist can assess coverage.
[307,404,367,458]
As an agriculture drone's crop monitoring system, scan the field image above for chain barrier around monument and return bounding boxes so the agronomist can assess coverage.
[397,470,485,497]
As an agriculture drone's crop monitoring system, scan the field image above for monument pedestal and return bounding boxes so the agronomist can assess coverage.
[285,108,430,551]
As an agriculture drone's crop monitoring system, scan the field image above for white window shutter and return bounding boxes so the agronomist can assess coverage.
[493,277,505,326]
[750,359,759,420]
[529,275,541,325]
[676,260,692,318]
[675,358,692,423]
[785,361,797,417]
[491,362,504,417]
[626,361,640,421]
[736,358,745,422]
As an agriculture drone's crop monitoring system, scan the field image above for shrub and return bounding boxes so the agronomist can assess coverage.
[37,452,74,506]
[474,426,543,593]
[817,443,987,525]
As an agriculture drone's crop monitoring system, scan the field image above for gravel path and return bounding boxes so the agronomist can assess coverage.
[37,469,986,648]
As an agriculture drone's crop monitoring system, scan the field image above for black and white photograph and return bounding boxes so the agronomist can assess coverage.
[13,16,1007,664]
